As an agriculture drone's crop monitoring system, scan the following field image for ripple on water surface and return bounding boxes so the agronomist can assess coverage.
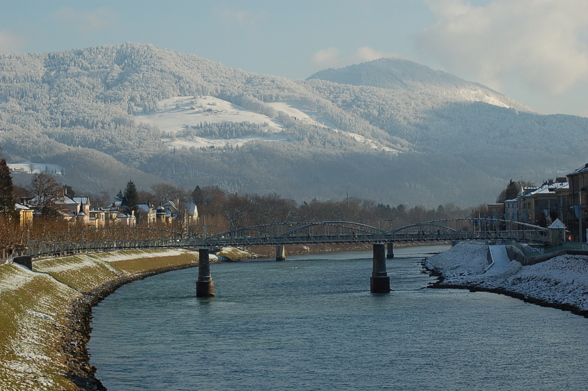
[90,248,588,390]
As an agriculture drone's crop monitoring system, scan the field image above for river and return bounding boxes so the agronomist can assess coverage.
[89,245,588,390]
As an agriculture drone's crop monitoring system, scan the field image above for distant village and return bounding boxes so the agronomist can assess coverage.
[7,161,588,242]
[15,188,198,229]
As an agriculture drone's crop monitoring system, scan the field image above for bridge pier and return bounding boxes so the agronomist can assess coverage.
[276,245,286,261]
[196,248,215,297]
[386,242,394,259]
[370,243,391,293]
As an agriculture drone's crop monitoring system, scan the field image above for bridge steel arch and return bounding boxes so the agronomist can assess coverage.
[205,221,391,247]
[205,219,549,248]
[23,218,549,259]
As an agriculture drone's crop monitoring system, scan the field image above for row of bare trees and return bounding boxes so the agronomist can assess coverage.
[2,165,499,256]
[186,185,472,237]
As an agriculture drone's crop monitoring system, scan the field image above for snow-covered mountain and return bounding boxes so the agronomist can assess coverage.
[308,58,534,111]
[0,43,586,207]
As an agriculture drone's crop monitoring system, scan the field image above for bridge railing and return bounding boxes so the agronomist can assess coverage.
[27,238,202,258]
[23,219,551,258]
[202,228,548,247]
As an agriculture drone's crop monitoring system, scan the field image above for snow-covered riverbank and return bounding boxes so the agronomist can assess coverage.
[424,242,588,316]
[0,246,256,390]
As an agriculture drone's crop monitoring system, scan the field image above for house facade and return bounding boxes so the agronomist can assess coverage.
[518,179,568,226]
[566,163,588,241]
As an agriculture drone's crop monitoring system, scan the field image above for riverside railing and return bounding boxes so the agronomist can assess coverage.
[24,219,551,259]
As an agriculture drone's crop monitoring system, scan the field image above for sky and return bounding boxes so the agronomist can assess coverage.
[1,0,587,116]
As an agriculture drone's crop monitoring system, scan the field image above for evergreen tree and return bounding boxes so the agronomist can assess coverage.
[0,159,16,217]
[122,180,140,217]
[64,185,75,198]
[496,179,520,203]
[191,185,203,205]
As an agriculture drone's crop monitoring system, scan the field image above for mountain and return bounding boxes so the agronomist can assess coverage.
[307,58,533,110]
[0,43,586,208]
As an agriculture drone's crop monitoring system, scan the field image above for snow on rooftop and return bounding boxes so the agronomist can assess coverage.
[549,219,566,229]
[569,162,588,175]
[523,180,568,197]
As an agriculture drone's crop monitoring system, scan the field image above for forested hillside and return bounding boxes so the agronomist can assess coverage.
[0,43,586,207]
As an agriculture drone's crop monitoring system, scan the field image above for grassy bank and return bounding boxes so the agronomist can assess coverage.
[0,249,200,390]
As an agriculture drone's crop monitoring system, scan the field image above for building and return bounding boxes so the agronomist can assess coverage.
[566,163,588,241]
[487,203,505,220]
[517,179,568,227]
[504,198,518,222]
[138,203,157,225]
[15,203,33,226]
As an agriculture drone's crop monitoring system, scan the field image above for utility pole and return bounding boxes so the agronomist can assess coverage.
[346,191,349,221]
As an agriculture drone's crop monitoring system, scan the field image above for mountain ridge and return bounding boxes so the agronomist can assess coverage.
[0,43,586,207]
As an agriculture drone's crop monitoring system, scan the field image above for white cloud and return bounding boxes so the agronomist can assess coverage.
[418,0,588,95]
[0,30,25,54]
[312,46,391,69]
[311,47,341,68]
[49,7,120,34]
[217,6,267,27]
[354,47,387,62]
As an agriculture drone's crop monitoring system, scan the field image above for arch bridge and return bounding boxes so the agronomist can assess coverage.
[22,219,549,296]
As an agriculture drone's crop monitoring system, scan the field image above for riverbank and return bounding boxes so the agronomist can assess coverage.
[0,243,439,390]
[6,241,584,389]
[0,249,210,390]
[424,242,588,317]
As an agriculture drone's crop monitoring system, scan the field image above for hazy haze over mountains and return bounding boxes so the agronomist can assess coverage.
[0,43,586,208]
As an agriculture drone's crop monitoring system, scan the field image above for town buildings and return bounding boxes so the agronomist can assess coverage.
[488,163,588,242]
[17,189,198,229]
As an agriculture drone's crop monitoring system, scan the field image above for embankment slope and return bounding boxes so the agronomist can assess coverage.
[0,249,200,390]
[424,242,588,316]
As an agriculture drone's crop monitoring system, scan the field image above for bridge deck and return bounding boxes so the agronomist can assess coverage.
[22,219,550,259]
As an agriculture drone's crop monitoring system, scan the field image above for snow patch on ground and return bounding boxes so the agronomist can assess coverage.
[458,88,512,109]
[267,101,336,128]
[8,162,64,175]
[141,96,283,131]
[0,264,36,295]
[425,242,588,313]
[87,249,189,263]
[36,254,118,274]
[268,101,397,152]
[136,95,397,152]
[136,96,287,149]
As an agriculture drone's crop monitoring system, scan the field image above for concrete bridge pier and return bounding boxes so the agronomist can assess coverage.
[196,248,215,297]
[371,243,391,293]
[386,242,394,259]
[276,245,286,261]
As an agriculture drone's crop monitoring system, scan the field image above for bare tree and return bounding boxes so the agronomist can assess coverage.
[151,183,187,205]
[29,173,63,216]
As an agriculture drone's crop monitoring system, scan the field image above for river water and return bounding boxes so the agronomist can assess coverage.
[89,245,588,390]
